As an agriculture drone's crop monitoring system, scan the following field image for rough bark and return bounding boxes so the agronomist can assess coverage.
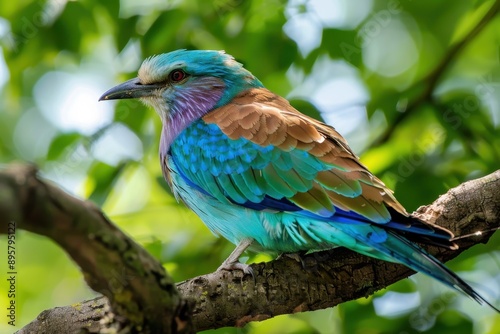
[0,164,498,333]
[0,164,193,334]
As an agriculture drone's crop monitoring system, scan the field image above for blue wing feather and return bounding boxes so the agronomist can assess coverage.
[165,110,497,311]
[170,120,452,243]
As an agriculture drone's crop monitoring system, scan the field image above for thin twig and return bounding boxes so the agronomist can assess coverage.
[370,0,500,148]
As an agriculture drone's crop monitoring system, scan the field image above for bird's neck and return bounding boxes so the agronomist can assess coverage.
[159,79,225,156]
[159,76,263,157]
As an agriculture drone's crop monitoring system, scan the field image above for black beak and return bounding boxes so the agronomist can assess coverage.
[99,77,160,101]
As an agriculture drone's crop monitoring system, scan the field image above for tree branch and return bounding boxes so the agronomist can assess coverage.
[1,164,499,333]
[371,0,500,148]
[0,164,193,334]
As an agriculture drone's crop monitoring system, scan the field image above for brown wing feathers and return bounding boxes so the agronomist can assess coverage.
[203,88,446,239]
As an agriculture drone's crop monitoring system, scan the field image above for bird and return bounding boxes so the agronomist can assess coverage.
[100,49,499,311]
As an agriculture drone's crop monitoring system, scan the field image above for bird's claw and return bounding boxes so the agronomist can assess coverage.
[215,238,255,280]
[282,252,318,271]
[281,252,303,262]
[217,261,254,278]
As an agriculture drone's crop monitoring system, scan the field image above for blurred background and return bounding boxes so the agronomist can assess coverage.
[0,0,499,333]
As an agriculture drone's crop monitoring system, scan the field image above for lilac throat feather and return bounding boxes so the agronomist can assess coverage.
[145,77,225,156]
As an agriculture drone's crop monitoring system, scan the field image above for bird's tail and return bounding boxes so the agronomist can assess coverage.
[338,223,500,312]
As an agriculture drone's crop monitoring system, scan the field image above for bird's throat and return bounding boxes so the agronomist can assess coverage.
[159,78,225,155]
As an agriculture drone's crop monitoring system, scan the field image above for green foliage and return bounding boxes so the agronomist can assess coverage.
[0,0,499,333]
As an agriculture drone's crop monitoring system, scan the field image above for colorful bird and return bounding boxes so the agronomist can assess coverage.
[100,49,498,311]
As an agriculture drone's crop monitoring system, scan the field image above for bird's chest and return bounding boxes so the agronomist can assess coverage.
[167,119,260,181]
[169,120,229,169]
[161,120,227,198]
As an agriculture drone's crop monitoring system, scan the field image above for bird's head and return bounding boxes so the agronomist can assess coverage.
[99,49,263,122]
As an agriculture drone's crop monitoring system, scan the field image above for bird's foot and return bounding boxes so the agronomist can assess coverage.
[216,238,255,278]
[217,260,254,277]
[282,251,318,271]
[280,252,305,263]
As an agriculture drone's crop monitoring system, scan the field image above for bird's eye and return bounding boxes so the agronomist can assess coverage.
[169,69,186,82]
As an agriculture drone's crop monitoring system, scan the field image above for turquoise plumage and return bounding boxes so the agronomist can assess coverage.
[100,49,499,311]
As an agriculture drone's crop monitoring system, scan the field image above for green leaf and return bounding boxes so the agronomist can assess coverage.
[46,132,82,160]
[88,161,127,206]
